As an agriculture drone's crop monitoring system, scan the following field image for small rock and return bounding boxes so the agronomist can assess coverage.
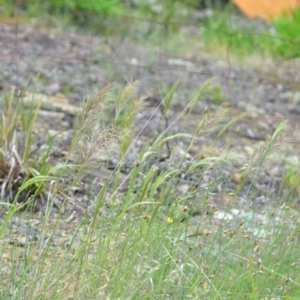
[213,211,233,220]
[232,173,242,184]
[46,83,61,95]
[244,145,255,156]
[178,184,190,193]
[167,58,194,68]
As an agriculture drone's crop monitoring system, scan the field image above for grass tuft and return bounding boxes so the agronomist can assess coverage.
[0,88,52,206]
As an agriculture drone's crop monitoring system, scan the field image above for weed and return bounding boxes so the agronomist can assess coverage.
[205,85,227,104]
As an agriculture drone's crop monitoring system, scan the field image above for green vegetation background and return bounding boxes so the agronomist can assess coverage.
[1,0,300,58]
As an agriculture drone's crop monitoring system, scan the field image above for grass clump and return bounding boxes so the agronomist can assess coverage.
[0,88,54,207]
[0,81,299,299]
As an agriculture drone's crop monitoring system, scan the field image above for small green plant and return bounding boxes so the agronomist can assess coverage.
[271,8,300,58]
[204,84,227,104]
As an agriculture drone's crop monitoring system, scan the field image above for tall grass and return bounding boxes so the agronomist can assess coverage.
[0,82,298,299]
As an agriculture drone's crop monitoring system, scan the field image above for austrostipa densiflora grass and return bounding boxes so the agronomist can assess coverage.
[0,81,299,299]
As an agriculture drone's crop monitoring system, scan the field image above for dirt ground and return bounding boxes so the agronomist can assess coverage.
[0,18,300,242]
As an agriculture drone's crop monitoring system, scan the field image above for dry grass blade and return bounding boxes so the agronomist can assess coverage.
[73,84,115,145]
[80,126,123,165]
[0,155,20,201]
[197,147,242,162]
[249,120,288,170]
[117,81,140,113]
[195,107,229,136]
[122,98,145,130]
[234,120,288,195]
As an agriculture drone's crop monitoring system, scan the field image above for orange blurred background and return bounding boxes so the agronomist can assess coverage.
[233,0,300,21]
